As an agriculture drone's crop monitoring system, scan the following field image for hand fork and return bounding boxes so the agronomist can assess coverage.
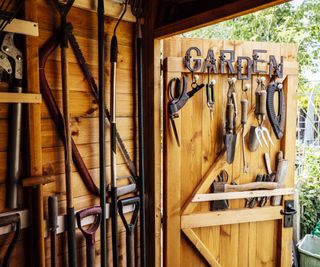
[255,126,274,148]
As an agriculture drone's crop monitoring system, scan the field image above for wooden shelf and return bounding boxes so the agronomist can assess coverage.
[2,19,39,36]
[0,92,42,103]
[181,206,283,229]
[192,188,295,202]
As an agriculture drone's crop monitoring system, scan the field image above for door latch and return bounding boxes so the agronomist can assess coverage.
[280,200,297,228]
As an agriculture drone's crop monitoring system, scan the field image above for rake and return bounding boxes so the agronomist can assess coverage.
[0,0,23,32]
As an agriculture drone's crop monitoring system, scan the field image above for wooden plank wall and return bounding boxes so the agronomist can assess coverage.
[0,1,137,266]
[163,37,297,267]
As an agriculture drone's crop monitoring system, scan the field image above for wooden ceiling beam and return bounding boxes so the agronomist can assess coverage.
[154,0,290,38]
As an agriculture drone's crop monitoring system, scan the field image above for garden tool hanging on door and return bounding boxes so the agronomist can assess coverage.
[205,66,216,122]
[224,77,238,164]
[168,75,204,146]
[0,213,20,267]
[249,77,274,152]
[240,82,250,173]
[266,79,286,139]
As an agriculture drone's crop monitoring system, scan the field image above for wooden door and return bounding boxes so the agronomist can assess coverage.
[163,37,298,267]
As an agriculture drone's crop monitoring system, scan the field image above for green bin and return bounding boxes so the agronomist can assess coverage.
[298,234,320,267]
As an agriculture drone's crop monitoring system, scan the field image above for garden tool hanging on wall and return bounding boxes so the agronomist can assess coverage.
[249,77,274,152]
[168,74,204,146]
[205,66,215,122]
[118,196,140,267]
[0,213,20,267]
[52,1,77,266]
[0,33,23,209]
[240,82,250,173]
[224,77,238,164]
[76,206,102,267]
[48,196,58,267]
[266,79,286,139]
[129,0,146,265]
[110,1,129,266]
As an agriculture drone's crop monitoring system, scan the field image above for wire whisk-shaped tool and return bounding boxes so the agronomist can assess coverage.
[0,0,23,32]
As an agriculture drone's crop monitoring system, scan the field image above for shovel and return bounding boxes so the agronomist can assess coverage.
[76,206,102,267]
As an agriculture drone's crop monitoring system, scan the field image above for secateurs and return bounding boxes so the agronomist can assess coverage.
[249,77,274,152]
[168,75,204,146]
[224,77,238,164]
[0,33,23,210]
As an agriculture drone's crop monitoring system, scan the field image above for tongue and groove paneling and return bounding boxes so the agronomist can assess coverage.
[0,1,138,266]
[163,36,298,267]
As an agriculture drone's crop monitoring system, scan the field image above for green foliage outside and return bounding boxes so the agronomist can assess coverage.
[297,145,320,236]
[181,0,320,237]
[181,1,320,108]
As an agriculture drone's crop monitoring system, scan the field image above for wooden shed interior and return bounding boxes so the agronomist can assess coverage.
[0,0,296,266]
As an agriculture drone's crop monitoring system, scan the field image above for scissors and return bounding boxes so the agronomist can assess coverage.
[168,75,204,146]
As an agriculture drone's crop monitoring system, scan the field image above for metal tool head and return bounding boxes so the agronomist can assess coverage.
[0,51,12,78]
[168,76,189,116]
[212,171,229,211]
[254,126,274,148]
[211,184,229,211]
[1,33,22,80]
[248,126,259,152]
[255,127,266,147]
[225,133,237,164]
[52,0,75,17]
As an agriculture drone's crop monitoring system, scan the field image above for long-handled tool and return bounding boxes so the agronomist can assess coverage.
[0,213,20,267]
[39,25,136,197]
[97,0,107,266]
[224,77,238,164]
[118,197,140,267]
[48,196,58,267]
[1,33,23,209]
[110,2,129,266]
[52,1,76,266]
[129,0,146,265]
[240,82,250,173]
[76,206,102,267]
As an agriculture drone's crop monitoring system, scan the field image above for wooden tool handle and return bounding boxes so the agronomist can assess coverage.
[241,99,248,124]
[226,103,234,130]
[259,90,267,115]
[255,92,260,115]
[224,182,278,192]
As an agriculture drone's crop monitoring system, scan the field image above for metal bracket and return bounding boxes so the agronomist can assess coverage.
[1,33,22,80]
[280,200,296,228]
